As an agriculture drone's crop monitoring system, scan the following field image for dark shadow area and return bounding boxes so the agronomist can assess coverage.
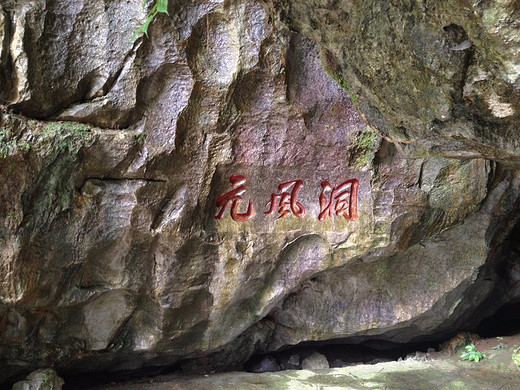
[473,209,520,338]
[57,339,441,388]
[244,338,440,373]
[477,301,520,337]
[61,366,182,390]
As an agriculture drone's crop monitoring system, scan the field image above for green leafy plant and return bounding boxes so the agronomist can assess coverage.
[513,346,520,372]
[19,141,30,152]
[43,122,91,138]
[460,344,486,362]
[42,373,51,385]
[357,127,377,149]
[336,75,358,103]
[492,337,508,350]
[134,133,146,146]
[131,0,169,43]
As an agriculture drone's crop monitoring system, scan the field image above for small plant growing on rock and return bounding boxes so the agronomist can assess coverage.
[0,128,31,158]
[349,127,378,167]
[492,336,508,350]
[131,0,169,42]
[320,50,359,104]
[134,133,146,146]
[513,347,520,372]
[42,372,51,385]
[460,344,485,362]
[43,121,94,154]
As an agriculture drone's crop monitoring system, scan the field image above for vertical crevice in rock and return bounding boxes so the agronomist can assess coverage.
[0,6,14,105]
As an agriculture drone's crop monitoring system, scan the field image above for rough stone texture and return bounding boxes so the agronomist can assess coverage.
[11,369,64,390]
[284,0,520,162]
[0,0,519,384]
[301,352,329,370]
[249,355,281,373]
[279,354,300,370]
[266,173,516,349]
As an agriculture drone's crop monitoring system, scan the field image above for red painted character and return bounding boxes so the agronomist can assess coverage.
[215,175,256,222]
[265,180,305,219]
[318,179,359,221]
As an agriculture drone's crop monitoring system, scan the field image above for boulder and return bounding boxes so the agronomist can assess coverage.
[302,352,329,370]
[11,369,64,390]
[279,354,300,370]
[249,356,281,373]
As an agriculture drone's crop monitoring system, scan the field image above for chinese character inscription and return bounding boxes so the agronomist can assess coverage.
[215,176,359,222]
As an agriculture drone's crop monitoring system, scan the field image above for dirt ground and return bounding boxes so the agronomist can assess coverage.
[75,333,520,390]
[433,332,520,371]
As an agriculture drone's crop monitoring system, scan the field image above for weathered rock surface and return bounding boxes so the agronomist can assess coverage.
[279,354,300,370]
[249,355,281,373]
[11,369,64,390]
[0,0,519,384]
[284,0,520,162]
[301,352,329,370]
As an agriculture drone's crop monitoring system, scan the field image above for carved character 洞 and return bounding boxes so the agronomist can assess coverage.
[318,179,359,221]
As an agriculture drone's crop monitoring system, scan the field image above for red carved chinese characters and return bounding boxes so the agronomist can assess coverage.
[318,179,359,222]
[264,180,305,219]
[215,175,256,222]
[215,176,359,222]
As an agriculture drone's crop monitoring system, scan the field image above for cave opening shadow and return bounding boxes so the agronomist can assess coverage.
[476,301,520,338]
[475,212,520,338]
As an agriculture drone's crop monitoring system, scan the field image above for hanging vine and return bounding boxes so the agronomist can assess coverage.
[131,0,169,42]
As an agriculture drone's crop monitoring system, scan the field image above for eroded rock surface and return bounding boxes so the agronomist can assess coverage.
[0,0,520,383]
[12,369,64,390]
[284,0,520,161]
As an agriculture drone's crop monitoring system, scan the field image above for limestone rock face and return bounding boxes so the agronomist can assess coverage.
[302,352,329,370]
[285,0,520,162]
[11,369,64,390]
[0,0,519,383]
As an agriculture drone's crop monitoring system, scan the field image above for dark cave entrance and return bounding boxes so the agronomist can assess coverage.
[243,338,440,373]
[476,301,520,338]
[474,213,520,337]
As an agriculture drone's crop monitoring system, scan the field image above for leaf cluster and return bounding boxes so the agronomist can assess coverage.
[513,347,520,372]
[492,342,508,350]
[460,344,485,362]
[131,0,169,43]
